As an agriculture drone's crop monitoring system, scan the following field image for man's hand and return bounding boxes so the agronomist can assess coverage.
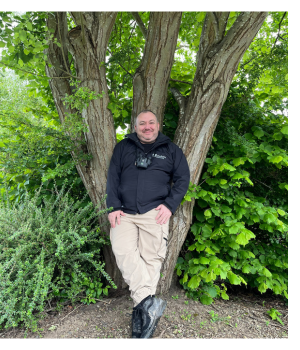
[155,204,172,225]
[108,210,126,228]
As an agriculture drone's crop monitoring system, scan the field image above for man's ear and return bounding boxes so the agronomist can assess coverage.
[134,124,136,131]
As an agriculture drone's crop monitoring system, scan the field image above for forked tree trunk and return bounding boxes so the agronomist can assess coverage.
[131,12,182,131]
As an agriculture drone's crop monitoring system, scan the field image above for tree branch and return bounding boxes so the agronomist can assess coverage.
[197,12,230,63]
[107,49,133,77]
[170,78,192,85]
[170,87,188,120]
[131,12,147,39]
[272,12,287,50]
[57,12,70,75]
[0,61,78,80]
[208,12,221,42]
[80,12,87,50]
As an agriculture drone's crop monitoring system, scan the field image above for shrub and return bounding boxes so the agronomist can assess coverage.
[176,98,288,305]
[0,182,115,331]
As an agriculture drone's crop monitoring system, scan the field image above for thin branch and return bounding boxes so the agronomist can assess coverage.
[131,12,147,39]
[0,61,74,79]
[240,56,257,69]
[170,78,192,86]
[60,303,84,321]
[107,49,133,77]
[272,12,287,50]
[252,178,273,190]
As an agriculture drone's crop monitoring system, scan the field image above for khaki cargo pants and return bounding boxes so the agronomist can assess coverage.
[110,208,169,307]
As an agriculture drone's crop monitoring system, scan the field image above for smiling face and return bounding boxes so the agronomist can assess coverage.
[134,111,160,144]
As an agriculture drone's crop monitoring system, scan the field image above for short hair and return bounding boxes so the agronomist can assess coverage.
[135,110,158,126]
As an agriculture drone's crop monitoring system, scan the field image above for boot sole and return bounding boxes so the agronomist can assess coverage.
[140,300,167,338]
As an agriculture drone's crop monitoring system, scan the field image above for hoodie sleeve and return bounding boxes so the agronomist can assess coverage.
[163,144,190,214]
[106,141,124,212]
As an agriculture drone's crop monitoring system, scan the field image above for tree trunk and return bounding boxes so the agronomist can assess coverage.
[156,12,268,293]
[131,12,182,131]
[45,12,125,288]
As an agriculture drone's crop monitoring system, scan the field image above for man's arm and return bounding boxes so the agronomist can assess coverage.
[162,145,190,214]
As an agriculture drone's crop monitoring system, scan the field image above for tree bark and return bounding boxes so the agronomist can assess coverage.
[156,12,268,294]
[131,12,182,131]
[45,12,126,289]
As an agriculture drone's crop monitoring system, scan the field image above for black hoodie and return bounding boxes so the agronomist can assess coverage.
[106,132,190,215]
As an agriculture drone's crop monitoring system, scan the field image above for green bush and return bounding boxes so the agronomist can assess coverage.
[176,96,288,305]
[0,182,115,331]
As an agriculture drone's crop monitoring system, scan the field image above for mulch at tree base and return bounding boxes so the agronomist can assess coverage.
[0,283,288,339]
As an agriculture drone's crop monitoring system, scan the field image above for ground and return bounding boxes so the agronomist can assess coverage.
[0,282,288,339]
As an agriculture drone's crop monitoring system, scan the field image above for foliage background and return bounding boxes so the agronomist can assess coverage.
[0,11,288,329]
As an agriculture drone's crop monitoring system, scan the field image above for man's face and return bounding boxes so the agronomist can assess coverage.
[135,112,160,144]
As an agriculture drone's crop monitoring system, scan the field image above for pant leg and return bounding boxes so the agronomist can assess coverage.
[110,213,152,306]
[136,209,169,296]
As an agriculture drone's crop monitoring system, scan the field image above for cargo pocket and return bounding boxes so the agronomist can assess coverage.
[157,225,169,261]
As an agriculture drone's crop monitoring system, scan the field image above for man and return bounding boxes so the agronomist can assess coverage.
[106,110,190,338]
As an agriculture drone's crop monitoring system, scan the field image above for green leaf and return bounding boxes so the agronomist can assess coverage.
[280,125,288,134]
[269,155,283,164]
[228,242,240,250]
[206,286,218,298]
[228,250,237,258]
[204,209,212,218]
[219,270,227,279]
[236,199,247,207]
[258,282,267,293]
[262,268,272,277]
[196,12,206,23]
[182,273,188,284]
[273,133,283,141]
[200,294,213,305]
[254,129,265,138]
[221,205,232,213]
[263,213,276,224]
[27,22,33,31]
[232,173,244,180]
[19,30,27,41]
[196,244,206,252]
[199,257,210,264]
[221,291,229,300]
[211,207,221,216]
[227,272,241,285]
[202,224,212,237]
[277,209,286,216]
[229,224,241,234]
[235,229,255,246]
[242,264,251,274]
[187,275,200,289]
[0,41,5,48]
[191,223,202,235]
[232,158,245,167]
